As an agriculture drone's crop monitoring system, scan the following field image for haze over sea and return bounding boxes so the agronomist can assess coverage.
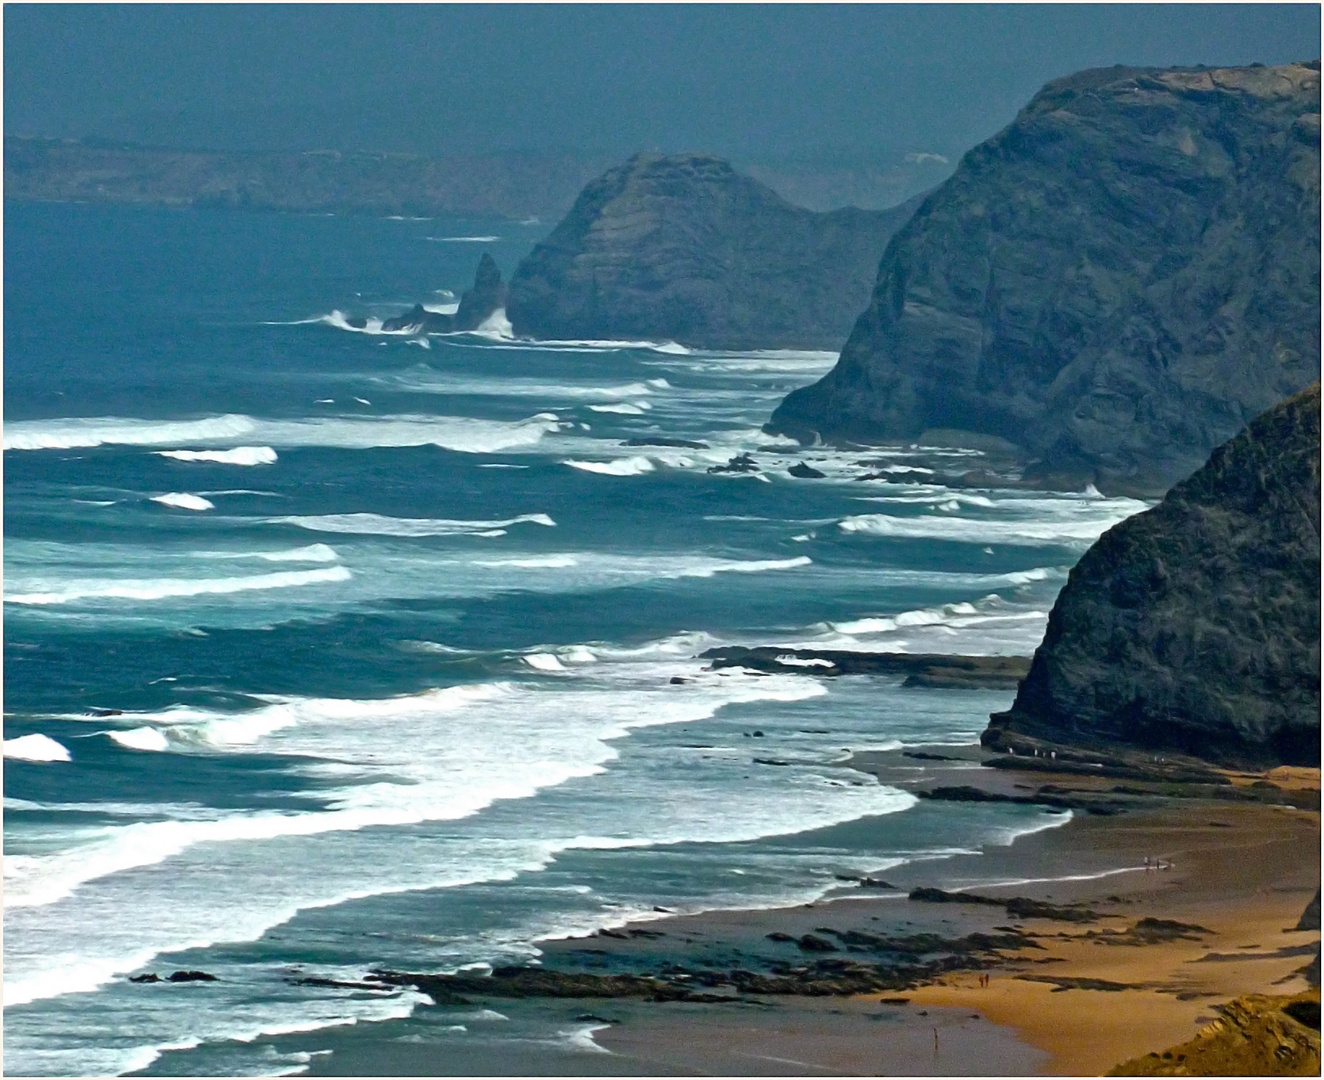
[4,202,1148,1075]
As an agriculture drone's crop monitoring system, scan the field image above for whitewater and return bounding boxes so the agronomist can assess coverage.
[3,202,1145,1076]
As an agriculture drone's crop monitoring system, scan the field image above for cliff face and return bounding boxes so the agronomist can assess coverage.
[505,153,922,350]
[983,384,1320,770]
[769,62,1321,495]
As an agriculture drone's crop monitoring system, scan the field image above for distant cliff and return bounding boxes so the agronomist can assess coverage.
[506,153,923,350]
[983,384,1320,770]
[769,62,1321,495]
[3,137,610,220]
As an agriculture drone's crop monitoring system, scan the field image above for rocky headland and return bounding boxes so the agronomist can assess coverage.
[983,384,1320,770]
[505,153,924,350]
[768,61,1321,495]
[3,136,612,220]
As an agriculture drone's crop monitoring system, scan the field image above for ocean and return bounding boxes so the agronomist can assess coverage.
[2,201,1148,1076]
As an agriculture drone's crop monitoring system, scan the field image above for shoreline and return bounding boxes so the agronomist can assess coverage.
[321,747,1319,1076]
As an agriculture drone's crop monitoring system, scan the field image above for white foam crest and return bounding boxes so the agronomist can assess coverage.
[195,544,341,563]
[475,555,579,569]
[150,492,215,511]
[4,414,258,451]
[586,402,648,415]
[470,553,812,583]
[559,1024,613,1054]
[6,412,563,454]
[272,512,555,537]
[429,235,499,242]
[838,504,1144,548]
[523,652,567,672]
[468,308,515,340]
[155,447,278,466]
[6,566,351,605]
[563,456,656,476]
[386,373,659,400]
[832,601,981,635]
[4,733,71,762]
[107,727,171,752]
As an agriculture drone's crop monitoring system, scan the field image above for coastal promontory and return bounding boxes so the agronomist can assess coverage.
[982,383,1321,770]
[505,153,922,350]
[769,62,1321,495]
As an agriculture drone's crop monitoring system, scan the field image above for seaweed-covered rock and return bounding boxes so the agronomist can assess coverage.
[769,62,1321,495]
[983,385,1321,769]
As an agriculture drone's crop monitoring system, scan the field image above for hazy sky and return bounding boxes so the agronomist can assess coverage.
[5,4,1319,164]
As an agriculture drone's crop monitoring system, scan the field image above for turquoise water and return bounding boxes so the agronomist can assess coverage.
[3,202,1147,1075]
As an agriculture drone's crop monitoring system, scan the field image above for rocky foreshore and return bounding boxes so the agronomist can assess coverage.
[699,646,1030,688]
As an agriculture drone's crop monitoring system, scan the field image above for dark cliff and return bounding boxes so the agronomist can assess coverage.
[982,384,1320,770]
[769,62,1321,495]
[505,153,922,350]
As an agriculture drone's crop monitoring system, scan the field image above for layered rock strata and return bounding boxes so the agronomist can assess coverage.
[770,62,1321,495]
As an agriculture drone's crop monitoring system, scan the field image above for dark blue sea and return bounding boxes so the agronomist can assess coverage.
[3,201,1148,1075]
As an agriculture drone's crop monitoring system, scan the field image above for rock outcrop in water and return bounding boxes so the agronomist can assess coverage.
[505,153,923,350]
[769,62,1321,496]
[982,384,1321,770]
[379,253,507,334]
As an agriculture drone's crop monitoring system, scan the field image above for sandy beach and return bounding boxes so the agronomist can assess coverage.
[582,791,1319,1075]
[305,747,1319,1076]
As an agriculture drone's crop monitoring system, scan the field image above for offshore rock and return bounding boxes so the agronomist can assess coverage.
[769,62,1321,495]
[983,385,1321,770]
[381,254,507,333]
[506,153,922,350]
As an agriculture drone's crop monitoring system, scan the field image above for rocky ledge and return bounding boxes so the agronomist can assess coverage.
[769,62,1321,495]
[505,153,923,350]
[700,646,1030,689]
[375,253,507,334]
[982,384,1320,770]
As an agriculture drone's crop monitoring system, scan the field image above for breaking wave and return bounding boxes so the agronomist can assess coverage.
[271,513,556,537]
[6,566,352,605]
[5,413,564,454]
[155,447,278,466]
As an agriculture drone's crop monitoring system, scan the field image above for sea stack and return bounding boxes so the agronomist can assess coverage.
[982,384,1321,770]
[505,153,923,351]
[381,253,508,334]
[768,62,1321,496]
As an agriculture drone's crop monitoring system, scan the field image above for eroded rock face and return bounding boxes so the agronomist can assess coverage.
[770,62,1321,495]
[983,385,1321,770]
[506,153,922,350]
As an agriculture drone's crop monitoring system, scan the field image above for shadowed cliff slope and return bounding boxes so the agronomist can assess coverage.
[506,153,923,350]
[983,384,1320,770]
[770,62,1321,495]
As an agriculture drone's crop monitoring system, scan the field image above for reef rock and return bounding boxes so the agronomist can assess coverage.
[506,153,922,350]
[770,62,1321,495]
[381,253,507,333]
[983,385,1321,770]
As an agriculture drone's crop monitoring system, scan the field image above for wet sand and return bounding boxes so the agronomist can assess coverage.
[589,763,1320,1075]
[308,752,1318,1076]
